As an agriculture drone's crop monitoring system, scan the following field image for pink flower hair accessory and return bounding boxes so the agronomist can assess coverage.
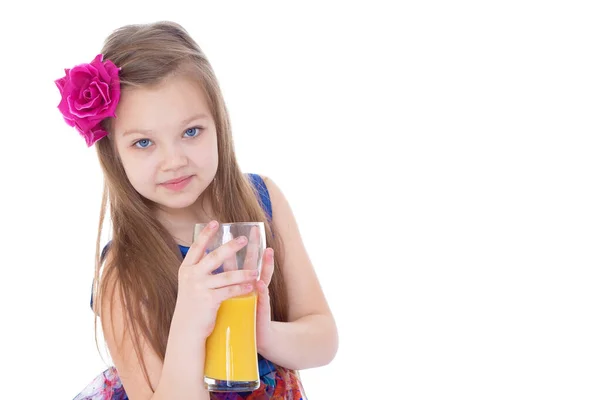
[55,54,121,147]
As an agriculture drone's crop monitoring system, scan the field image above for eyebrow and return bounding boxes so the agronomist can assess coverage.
[121,113,210,137]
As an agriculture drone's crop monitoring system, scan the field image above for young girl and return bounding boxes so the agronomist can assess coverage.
[55,21,338,400]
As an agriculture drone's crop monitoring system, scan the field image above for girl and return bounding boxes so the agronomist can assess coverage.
[55,21,338,400]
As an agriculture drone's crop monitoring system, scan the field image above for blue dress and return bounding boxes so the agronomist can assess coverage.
[75,173,305,400]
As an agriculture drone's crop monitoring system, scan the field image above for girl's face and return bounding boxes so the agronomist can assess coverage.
[113,74,219,210]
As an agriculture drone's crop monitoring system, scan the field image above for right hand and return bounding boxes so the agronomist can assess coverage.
[177,221,258,339]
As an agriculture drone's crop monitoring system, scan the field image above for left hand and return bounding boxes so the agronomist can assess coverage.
[256,247,275,354]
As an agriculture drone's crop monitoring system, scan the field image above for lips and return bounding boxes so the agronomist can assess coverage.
[161,175,192,185]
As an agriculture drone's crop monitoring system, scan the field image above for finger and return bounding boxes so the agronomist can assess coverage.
[242,226,261,273]
[213,282,255,303]
[257,280,269,299]
[256,280,271,316]
[184,221,219,266]
[207,269,258,289]
[259,248,275,287]
[199,235,248,274]
[222,239,238,272]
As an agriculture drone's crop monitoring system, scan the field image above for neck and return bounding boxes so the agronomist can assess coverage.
[153,195,216,247]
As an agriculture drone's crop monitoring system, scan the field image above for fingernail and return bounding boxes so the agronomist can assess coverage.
[236,236,247,244]
[209,221,218,229]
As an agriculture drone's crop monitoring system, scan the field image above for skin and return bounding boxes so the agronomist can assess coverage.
[113,73,218,243]
[102,73,338,399]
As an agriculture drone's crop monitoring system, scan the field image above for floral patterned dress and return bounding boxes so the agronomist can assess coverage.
[73,174,306,399]
[73,356,306,400]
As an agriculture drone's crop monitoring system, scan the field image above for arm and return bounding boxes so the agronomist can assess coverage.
[259,315,338,370]
[100,255,210,400]
[257,176,339,370]
[101,224,255,400]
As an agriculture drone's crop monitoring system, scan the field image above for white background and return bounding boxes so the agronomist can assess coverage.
[0,1,599,398]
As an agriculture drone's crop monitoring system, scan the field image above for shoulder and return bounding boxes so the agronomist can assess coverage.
[256,175,293,222]
[255,174,299,260]
[255,175,281,205]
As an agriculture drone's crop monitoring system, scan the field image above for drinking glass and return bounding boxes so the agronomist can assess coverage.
[193,222,265,392]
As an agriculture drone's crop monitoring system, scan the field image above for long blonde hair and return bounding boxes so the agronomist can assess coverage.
[91,21,289,390]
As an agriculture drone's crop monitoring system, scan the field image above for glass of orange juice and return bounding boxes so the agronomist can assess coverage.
[193,222,265,392]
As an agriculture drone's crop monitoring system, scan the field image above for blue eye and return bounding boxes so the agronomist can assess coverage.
[184,127,203,138]
[134,139,152,148]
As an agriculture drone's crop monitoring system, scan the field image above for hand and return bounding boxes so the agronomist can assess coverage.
[256,247,275,355]
[177,221,258,340]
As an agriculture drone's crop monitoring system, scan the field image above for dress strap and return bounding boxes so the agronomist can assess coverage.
[247,173,273,221]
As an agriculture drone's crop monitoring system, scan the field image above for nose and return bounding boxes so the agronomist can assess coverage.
[161,142,188,171]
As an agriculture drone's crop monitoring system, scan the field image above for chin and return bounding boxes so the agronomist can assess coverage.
[156,194,200,210]
[142,186,202,210]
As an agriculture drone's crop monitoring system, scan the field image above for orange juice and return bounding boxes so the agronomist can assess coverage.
[205,293,259,382]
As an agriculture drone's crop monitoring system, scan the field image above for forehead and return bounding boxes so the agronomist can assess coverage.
[113,74,212,134]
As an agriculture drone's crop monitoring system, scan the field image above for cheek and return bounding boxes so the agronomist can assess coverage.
[197,148,218,167]
[120,152,156,187]
[190,137,219,167]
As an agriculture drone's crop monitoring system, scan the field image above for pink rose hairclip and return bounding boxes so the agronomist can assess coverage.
[55,54,121,147]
